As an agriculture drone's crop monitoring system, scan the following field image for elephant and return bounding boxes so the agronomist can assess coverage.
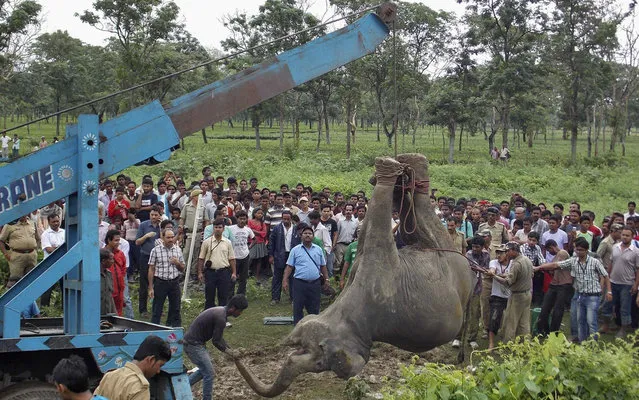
[232,153,476,397]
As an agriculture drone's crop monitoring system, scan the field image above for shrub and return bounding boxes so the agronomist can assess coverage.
[382,333,639,400]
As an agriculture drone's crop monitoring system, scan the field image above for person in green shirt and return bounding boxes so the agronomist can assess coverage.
[339,228,359,289]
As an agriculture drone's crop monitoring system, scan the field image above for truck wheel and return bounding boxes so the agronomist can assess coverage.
[0,381,61,400]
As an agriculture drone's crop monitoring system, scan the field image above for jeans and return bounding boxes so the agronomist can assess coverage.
[271,266,293,302]
[184,343,214,400]
[325,252,335,278]
[537,284,572,336]
[570,292,578,338]
[230,256,250,297]
[601,283,633,326]
[127,240,140,277]
[577,293,600,342]
[151,278,181,327]
[292,278,320,325]
[205,268,231,309]
[138,253,151,314]
[122,278,134,319]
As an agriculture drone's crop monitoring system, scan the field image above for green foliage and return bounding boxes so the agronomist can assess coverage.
[383,334,639,400]
[344,377,371,400]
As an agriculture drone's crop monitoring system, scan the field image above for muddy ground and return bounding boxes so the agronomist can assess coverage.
[192,342,459,400]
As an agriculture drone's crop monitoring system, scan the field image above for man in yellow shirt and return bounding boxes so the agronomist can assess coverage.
[94,335,171,400]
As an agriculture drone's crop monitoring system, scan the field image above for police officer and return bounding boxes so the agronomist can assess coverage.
[0,214,40,288]
[283,226,329,324]
[486,241,533,342]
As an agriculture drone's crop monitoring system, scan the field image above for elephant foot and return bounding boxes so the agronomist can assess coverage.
[396,153,430,194]
[374,157,405,186]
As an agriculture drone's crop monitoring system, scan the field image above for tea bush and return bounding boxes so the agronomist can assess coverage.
[382,333,639,400]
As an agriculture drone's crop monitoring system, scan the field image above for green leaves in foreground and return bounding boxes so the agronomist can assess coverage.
[382,333,639,400]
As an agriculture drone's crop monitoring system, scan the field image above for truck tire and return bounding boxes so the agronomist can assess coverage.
[0,381,61,400]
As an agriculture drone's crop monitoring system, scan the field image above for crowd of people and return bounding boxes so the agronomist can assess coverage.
[2,167,639,399]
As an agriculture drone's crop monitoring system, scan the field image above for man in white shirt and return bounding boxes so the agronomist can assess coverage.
[228,210,254,297]
[624,201,636,223]
[40,214,65,307]
[1,132,10,159]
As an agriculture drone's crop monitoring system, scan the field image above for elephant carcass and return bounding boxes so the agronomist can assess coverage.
[234,154,475,397]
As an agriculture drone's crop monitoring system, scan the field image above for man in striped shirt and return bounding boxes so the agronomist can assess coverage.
[148,229,185,327]
[536,237,612,342]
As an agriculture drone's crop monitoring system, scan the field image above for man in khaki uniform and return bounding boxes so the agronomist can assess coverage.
[0,214,40,287]
[180,189,204,276]
[487,241,533,342]
[478,207,509,258]
[446,217,466,253]
[94,335,171,400]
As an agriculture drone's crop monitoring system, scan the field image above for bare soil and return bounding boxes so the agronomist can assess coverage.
[192,342,459,400]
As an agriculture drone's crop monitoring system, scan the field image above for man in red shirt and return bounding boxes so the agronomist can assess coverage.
[105,229,126,315]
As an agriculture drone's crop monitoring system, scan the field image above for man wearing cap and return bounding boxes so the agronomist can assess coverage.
[283,225,329,324]
[297,196,311,225]
[452,236,488,349]
[479,207,509,256]
[535,237,611,342]
[487,244,511,349]
[0,214,40,288]
[597,223,622,268]
[486,241,533,342]
[536,239,571,336]
[181,189,205,279]
[476,229,494,336]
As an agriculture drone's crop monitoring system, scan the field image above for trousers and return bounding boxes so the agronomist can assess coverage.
[151,278,181,327]
[230,256,250,297]
[537,283,572,336]
[292,278,320,324]
[184,343,214,400]
[138,253,151,314]
[205,268,231,309]
[502,292,532,342]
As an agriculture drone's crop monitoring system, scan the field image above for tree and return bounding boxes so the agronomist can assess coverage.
[221,0,323,151]
[463,0,547,152]
[425,41,479,164]
[31,31,87,136]
[77,0,184,108]
[549,0,622,162]
[0,0,41,81]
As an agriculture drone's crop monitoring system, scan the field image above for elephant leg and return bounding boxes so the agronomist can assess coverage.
[356,157,404,271]
[395,153,447,249]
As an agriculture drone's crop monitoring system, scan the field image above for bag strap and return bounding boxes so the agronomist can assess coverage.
[301,245,321,274]
[206,238,223,261]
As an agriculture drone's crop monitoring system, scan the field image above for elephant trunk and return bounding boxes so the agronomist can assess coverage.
[234,352,316,398]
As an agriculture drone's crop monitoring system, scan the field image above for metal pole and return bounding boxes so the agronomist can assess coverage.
[182,194,202,301]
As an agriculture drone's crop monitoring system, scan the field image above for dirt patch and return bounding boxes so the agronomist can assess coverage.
[196,343,460,399]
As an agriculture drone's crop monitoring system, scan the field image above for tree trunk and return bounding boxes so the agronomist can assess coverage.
[448,122,456,164]
[323,101,330,145]
[458,125,463,152]
[228,119,234,128]
[316,112,322,152]
[254,115,261,151]
[279,98,285,152]
[376,120,380,142]
[346,101,352,159]
[501,95,511,148]
[201,128,208,144]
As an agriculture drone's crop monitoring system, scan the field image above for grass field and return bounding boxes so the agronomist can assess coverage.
[1,116,638,399]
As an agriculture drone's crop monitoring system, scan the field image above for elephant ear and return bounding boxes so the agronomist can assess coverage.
[319,338,366,379]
